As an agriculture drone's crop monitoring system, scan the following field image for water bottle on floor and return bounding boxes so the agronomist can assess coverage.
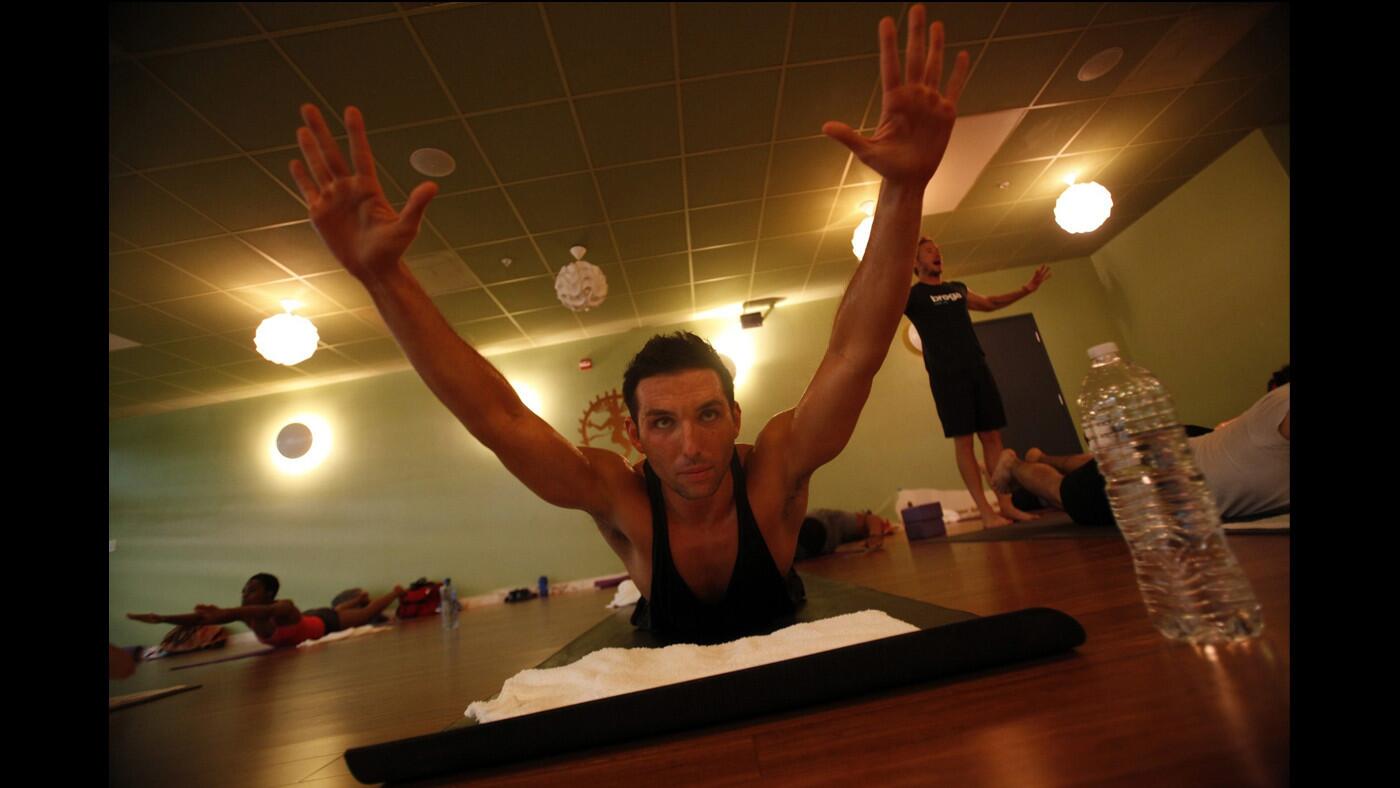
[441,578,460,630]
[1077,342,1263,644]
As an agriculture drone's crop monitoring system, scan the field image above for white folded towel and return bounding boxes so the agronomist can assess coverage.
[606,579,641,608]
[466,610,917,723]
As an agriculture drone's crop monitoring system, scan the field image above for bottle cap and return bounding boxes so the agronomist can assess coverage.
[1087,342,1119,359]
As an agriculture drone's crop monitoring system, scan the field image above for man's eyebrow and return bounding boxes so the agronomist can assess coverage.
[642,407,676,419]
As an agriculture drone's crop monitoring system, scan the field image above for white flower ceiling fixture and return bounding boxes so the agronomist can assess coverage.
[555,245,608,312]
[255,300,319,366]
[1054,180,1113,234]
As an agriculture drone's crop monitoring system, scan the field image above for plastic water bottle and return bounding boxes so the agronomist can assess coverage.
[537,575,549,598]
[1077,342,1263,644]
[441,578,460,630]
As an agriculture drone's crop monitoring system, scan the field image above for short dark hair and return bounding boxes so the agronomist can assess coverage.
[1267,363,1291,391]
[248,573,280,598]
[918,236,935,246]
[622,332,735,420]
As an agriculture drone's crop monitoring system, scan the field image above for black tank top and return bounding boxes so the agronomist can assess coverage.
[630,451,805,643]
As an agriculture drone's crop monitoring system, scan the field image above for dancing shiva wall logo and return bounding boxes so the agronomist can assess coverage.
[579,390,637,463]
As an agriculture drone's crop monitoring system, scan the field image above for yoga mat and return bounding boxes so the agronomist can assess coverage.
[109,684,201,711]
[943,511,1121,542]
[344,576,1085,784]
[167,624,391,670]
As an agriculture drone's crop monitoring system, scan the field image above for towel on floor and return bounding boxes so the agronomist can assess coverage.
[465,610,917,723]
[300,622,390,647]
[606,579,641,609]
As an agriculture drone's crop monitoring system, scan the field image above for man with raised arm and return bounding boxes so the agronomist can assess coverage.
[289,5,969,643]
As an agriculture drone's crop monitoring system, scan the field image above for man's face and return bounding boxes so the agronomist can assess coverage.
[915,242,942,278]
[626,368,741,501]
[242,579,273,606]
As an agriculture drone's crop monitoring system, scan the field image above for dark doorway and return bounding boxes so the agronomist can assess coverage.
[973,314,1082,457]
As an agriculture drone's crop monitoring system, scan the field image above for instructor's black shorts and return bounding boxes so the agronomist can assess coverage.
[303,607,343,634]
[1059,460,1117,527]
[928,363,1007,438]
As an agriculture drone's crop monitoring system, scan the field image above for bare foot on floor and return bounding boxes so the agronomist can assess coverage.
[989,449,1019,494]
[1000,505,1039,522]
[980,511,1014,528]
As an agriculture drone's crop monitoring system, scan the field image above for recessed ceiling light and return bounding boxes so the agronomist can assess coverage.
[997,181,1011,190]
[500,257,513,267]
[410,147,456,177]
[1078,47,1124,82]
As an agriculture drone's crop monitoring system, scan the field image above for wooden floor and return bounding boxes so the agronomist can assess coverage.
[108,529,1290,787]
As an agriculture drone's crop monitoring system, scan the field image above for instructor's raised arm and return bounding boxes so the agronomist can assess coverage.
[779,5,970,480]
[290,105,616,515]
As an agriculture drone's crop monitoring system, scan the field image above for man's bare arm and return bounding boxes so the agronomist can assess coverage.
[966,265,1052,311]
[778,6,970,481]
[291,105,618,515]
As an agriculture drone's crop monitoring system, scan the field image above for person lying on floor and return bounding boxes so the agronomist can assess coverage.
[794,509,898,560]
[287,5,970,644]
[127,573,404,648]
[989,383,1290,526]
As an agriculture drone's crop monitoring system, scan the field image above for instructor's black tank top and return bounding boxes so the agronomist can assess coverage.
[630,451,805,644]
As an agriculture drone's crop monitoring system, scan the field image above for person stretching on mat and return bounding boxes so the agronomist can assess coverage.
[127,573,405,648]
[288,5,969,643]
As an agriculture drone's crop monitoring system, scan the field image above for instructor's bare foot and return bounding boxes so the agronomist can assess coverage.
[980,511,1014,528]
[989,449,1019,494]
[1000,505,1038,522]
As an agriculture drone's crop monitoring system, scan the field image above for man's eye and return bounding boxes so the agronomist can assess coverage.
[700,410,718,422]
[653,418,673,429]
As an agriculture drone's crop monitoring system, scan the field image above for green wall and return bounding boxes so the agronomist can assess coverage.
[109,258,1119,645]
[1090,128,1290,425]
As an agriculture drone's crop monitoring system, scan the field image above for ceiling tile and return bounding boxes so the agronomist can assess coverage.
[109,3,260,53]
[1150,130,1249,182]
[756,234,821,273]
[366,119,495,196]
[1064,89,1179,153]
[595,159,684,221]
[681,72,782,153]
[576,86,681,168]
[156,334,261,367]
[766,137,851,197]
[431,288,504,325]
[544,3,673,95]
[832,185,881,227]
[1093,140,1183,193]
[1201,5,1288,82]
[229,279,341,317]
[468,102,588,182]
[994,3,1099,37]
[1137,79,1254,144]
[694,276,751,311]
[1117,176,1190,219]
[109,251,217,302]
[238,223,344,277]
[576,293,638,328]
[924,3,1009,44]
[937,204,1012,244]
[635,285,693,320]
[153,367,253,395]
[222,358,315,384]
[108,62,239,169]
[624,253,691,293]
[1023,150,1115,202]
[956,32,1079,116]
[759,190,838,238]
[805,259,859,292]
[1205,72,1288,134]
[303,270,376,311]
[278,19,455,128]
[109,306,206,344]
[109,346,201,377]
[110,378,199,404]
[535,225,621,268]
[110,233,135,252]
[993,197,1060,236]
[110,291,140,311]
[1116,5,1272,95]
[513,307,584,342]
[990,100,1103,164]
[412,4,564,113]
[155,292,266,334]
[247,3,396,30]
[693,245,755,282]
[613,213,689,260]
[156,235,294,289]
[146,157,305,231]
[1035,18,1177,106]
[686,146,770,207]
[816,227,861,264]
[108,176,226,246]
[676,3,790,79]
[108,367,140,385]
[751,266,812,299]
[959,159,1050,209]
[964,231,1037,269]
[1092,3,1192,25]
[689,202,762,249]
[456,240,547,286]
[456,316,525,348]
[426,189,525,247]
[290,349,363,377]
[506,173,606,233]
[490,277,560,313]
[842,155,879,185]
[145,41,327,152]
[788,3,901,63]
[776,58,878,141]
[303,310,387,346]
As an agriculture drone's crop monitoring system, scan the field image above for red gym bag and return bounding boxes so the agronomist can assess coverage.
[396,578,442,619]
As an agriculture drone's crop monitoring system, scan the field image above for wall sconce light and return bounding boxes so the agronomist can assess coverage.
[255,300,319,365]
[739,297,782,329]
[269,413,333,475]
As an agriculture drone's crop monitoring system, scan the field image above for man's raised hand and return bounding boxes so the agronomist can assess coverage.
[290,105,439,284]
[822,4,970,187]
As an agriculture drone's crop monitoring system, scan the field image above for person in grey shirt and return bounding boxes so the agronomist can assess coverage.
[795,509,898,560]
